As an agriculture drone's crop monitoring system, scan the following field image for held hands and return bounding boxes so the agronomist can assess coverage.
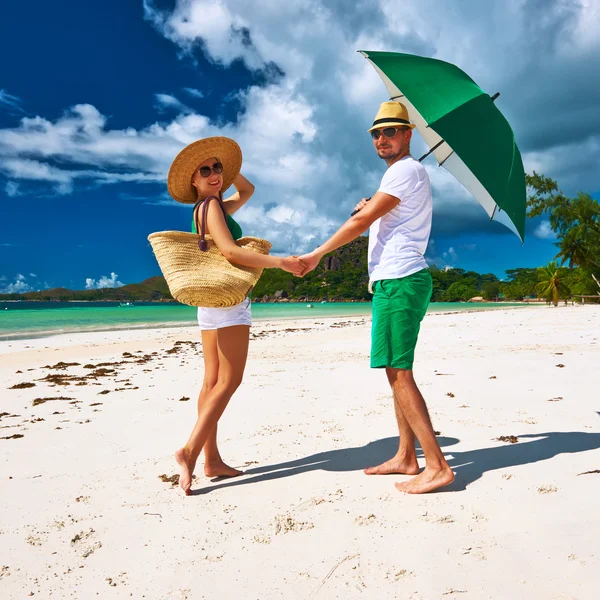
[297,250,322,276]
[279,256,307,277]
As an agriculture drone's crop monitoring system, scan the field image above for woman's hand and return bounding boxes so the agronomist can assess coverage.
[279,256,307,277]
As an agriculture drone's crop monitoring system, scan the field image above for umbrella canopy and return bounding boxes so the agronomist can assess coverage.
[360,51,526,241]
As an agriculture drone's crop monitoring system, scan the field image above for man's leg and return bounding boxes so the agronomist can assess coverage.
[366,272,453,492]
[388,368,454,494]
[364,368,419,475]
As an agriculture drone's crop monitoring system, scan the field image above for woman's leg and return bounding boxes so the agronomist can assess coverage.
[175,325,250,494]
[198,329,242,478]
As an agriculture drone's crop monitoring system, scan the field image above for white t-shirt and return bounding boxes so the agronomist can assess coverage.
[368,155,432,281]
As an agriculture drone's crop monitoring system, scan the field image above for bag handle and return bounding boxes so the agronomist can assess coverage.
[193,196,227,252]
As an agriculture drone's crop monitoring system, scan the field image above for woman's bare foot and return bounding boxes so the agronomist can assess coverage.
[394,465,454,494]
[364,456,420,476]
[175,448,195,495]
[204,460,243,478]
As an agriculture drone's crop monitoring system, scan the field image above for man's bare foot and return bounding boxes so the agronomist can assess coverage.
[394,465,454,494]
[364,456,420,476]
[204,461,243,478]
[175,448,195,495]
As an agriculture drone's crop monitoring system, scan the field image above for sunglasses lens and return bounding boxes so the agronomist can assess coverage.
[382,127,398,138]
[370,130,381,140]
[213,162,223,174]
[199,166,211,177]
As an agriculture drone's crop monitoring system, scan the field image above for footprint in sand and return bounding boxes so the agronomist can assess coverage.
[386,568,413,581]
[253,534,271,544]
[355,514,377,526]
[71,528,102,558]
[273,514,314,534]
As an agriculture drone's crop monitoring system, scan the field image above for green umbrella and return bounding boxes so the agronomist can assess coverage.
[360,51,526,241]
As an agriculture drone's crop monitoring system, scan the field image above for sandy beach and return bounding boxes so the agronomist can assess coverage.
[1,305,599,599]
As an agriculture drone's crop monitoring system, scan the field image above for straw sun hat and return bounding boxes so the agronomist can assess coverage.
[167,136,242,204]
[367,101,416,132]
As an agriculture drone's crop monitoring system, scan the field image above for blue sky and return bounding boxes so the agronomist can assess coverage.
[1,0,599,293]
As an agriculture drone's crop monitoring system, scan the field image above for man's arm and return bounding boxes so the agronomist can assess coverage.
[299,191,399,274]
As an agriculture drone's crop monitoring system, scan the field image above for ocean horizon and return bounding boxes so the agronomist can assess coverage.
[0,300,534,341]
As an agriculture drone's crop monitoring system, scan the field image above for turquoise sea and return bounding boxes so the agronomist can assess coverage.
[0,301,532,341]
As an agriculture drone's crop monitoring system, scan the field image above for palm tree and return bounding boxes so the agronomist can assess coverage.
[554,194,600,270]
[536,262,570,306]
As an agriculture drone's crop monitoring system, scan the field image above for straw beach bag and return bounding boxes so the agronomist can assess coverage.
[148,196,271,308]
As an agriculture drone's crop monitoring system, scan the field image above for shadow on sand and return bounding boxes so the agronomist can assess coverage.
[192,427,600,495]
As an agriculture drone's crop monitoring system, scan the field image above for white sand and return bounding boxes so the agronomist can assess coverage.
[1,306,599,599]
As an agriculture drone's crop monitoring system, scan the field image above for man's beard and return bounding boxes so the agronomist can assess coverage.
[378,147,402,160]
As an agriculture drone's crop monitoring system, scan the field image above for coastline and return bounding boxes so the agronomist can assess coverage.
[0,301,537,342]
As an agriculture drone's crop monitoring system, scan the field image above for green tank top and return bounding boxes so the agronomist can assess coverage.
[191,203,243,240]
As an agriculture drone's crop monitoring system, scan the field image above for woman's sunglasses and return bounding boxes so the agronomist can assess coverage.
[370,127,405,140]
[197,162,224,177]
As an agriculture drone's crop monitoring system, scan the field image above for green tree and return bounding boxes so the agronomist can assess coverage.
[535,262,570,306]
[441,281,479,302]
[482,280,501,300]
[527,172,600,277]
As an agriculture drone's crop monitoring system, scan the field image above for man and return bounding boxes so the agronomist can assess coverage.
[299,101,454,494]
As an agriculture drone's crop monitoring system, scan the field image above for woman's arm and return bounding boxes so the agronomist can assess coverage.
[222,173,255,215]
[205,200,305,275]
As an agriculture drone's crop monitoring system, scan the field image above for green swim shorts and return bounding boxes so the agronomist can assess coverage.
[370,269,432,370]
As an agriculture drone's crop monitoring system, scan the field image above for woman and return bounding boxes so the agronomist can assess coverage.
[167,137,305,495]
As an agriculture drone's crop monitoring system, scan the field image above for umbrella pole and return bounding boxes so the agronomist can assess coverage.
[418,139,445,163]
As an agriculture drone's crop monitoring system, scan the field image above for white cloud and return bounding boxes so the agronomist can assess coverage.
[443,246,458,264]
[0,273,32,294]
[85,272,124,290]
[533,220,557,240]
[5,181,21,196]
[154,93,192,113]
[183,87,205,99]
[1,0,599,255]
[0,89,23,112]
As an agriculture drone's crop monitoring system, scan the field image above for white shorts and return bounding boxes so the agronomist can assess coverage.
[196,298,252,331]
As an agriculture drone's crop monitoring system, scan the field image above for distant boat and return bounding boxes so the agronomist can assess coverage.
[119,302,134,307]
[321,300,328,304]
[306,303,313,308]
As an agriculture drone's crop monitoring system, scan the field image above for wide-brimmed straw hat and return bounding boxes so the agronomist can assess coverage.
[367,101,416,132]
[167,136,242,204]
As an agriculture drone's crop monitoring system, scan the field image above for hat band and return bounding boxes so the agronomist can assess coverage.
[372,117,411,126]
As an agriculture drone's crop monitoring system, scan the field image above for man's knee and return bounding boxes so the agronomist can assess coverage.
[386,367,414,385]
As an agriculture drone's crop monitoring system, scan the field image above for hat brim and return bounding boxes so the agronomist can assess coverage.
[367,121,416,133]
[167,137,242,204]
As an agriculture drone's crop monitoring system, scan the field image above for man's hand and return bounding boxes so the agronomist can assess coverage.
[297,250,322,276]
[353,197,370,214]
[279,256,307,277]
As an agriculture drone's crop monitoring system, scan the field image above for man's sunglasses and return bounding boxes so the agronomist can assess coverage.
[197,162,223,177]
[370,127,406,140]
